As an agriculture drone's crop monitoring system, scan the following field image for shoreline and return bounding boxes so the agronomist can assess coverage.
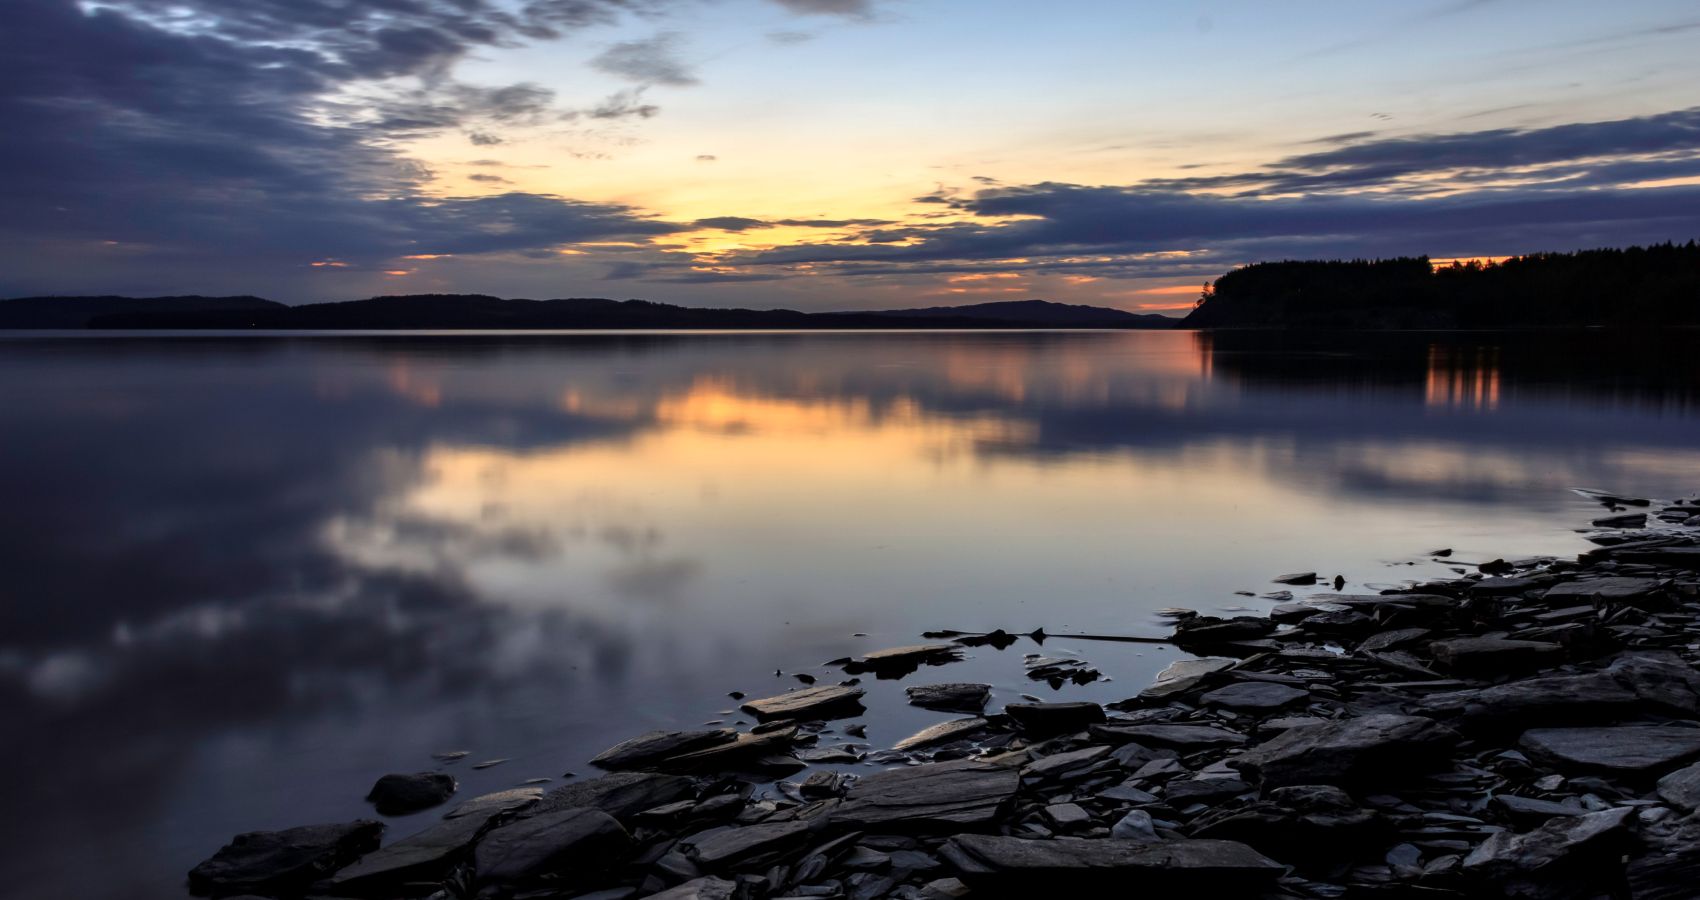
[188,491,1700,899]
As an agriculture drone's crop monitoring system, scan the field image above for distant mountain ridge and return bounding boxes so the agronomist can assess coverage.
[0,294,1177,330]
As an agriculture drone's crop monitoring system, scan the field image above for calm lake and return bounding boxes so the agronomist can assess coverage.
[4,328,1699,897]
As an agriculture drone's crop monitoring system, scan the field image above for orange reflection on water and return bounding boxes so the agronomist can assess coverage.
[1425,344,1500,410]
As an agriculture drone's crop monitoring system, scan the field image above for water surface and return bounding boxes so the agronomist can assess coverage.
[3,329,1698,897]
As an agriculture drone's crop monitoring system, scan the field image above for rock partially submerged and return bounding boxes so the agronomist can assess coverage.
[842,644,964,676]
[364,772,456,816]
[905,682,991,712]
[188,820,382,897]
[892,717,990,751]
[832,760,1020,830]
[590,728,737,770]
[740,685,866,721]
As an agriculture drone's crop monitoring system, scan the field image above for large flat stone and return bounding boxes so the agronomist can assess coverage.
[325,811,495,893]
[474,807,629,887]
[1230,714,1457,788]
[1199,682,1309,712]
[1428,637,1563,675]
[1519,726,1700,774]
[1089,723,1249,751]
[1542,577,1665,603]
[1140,657,1235,699]
[1463,807,1633,881]
[660,726,798,772]
[681,821,812,868]
[740,685,867,721]
[942,836,1283,891]
[525,772,696,822]
[832,759,1019,831]
[1004,701,1105,734]
[843,644,963,676]
[590,728,737,770]
[892,717,989,751]
[905,683,991,713]
[1420,655,1700,727]
[189,820,383,897]
[1656,761,1700,811]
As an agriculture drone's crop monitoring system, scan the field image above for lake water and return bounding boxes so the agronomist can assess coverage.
[4,328,1699,897]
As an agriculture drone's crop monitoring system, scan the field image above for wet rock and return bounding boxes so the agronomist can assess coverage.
[1090,723,1249,751]
[904,683,990,713]
[1428,637,1564,675]
[1024,657,1102,686]
[1542,576,1665,603]
[1520,725,1700,774]
[1614,547,1700,569]
[1593,513,1649,528]
[1462,807,1633,891]
[1419,655,1700,728]
[443,787,545,820]
[590,729,738,770]
[1140,657,1235,699]
[1023,745,1111,781]
[1004,701,1105,734]
[526,772,696,822]
[741,685,867,722]
[1165,778,1251,806]
[364,772,456,816]
[646,876,737,900]
[1655,760,1700,811]
[892,717,989,751]
[832,759,1020,831]
[942,836,1284,891]
[843,644,963,676]
[683,821,812,869]
[325,810,496,893]
[1172,616,1276,645]
[1230,714,1458,788]
[474,807,630,887]
[662,726,800,771]
[1356,627,1431,653]
[188,820,383,897]
[1199,681,1308,712]
[1274,572,1319,585]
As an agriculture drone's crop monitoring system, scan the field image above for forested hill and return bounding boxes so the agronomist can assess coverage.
[1183,241,1700,329]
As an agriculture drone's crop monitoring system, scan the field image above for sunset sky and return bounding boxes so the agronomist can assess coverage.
[4,0,1700,311]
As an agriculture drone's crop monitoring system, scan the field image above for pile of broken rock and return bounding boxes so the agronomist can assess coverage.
[189,493,1700,898]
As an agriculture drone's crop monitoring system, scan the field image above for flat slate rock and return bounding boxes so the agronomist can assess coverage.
[1428,637,1563,675]
[1419,655,1700,726]
[443,787,545,819]
[1542,576,1665,603]
[1004,701,1105,734]
[365,772,457,816]
[326,810,496,891]
[590,728,737,770]
[1273,572,1318,585]
[1089,723,1249,750]
[893,717,989,751]
[740,685,867,721]
[1140,657,1235,699]
[832,759,1020,831]
[1657,761,1700,811]
[1199,681,1309,712]
[474,807,629,886]
[526,772,695,822]
[682,820,812,868]
[905,682,991,712]
[188,820,383,897]
[1230,714,1458,788]
[661,726,799,771]
[843,644,963,674]
[1519,725,1700,774]
[943,836,1283,890]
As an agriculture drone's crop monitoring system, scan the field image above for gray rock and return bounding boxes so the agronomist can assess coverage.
[1023,745,1111,781]
[526,771,696,822]
[1520,725,1700,774]
[905,683,991,712]
[1428,637,1563,675]
[1463,807,1633,882]
[1110,809,1159,842]
[1273,572,1318,585]
[942,836,1284,890]
[833,759,1020,830]
[1230,714,1457,788]
[1592,513,1648,528]
[682,821,812,868]
[443,787,544,819]
[1089,723,1249,751]
[661,726,799,771]
[590,729,737,770]
[645,876,737,900]
[1357,627,1432,653]
[844,644,963,674]
[741,685,867,721]
[1165,778,1252,806]
[1492,795,1583,821]
[1542,576,1664,603]
[1199,681,1308,712]
[188,820,383,897]
[1004,701,1105,734]
[892,717,989,751]
[474,807,629,886]
[1045,802,1091,830]
[1140,657,1235,699]
[1656,760,1700,811]
[1172,616,1276,644]
[326,810,496,891]
[364,772,456,816]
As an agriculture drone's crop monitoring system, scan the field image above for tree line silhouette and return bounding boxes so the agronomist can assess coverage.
[1183,240,1700,328]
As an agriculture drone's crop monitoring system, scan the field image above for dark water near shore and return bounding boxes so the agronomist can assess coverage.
[4,328,1700,897]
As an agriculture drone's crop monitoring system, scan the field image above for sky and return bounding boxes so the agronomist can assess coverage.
[3,0,1699,312]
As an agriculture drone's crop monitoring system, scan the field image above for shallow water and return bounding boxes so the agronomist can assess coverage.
[3,328,1698,897]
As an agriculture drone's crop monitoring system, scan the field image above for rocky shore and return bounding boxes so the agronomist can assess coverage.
[189,491,1700,899]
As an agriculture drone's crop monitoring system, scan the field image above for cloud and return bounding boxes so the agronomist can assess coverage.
[590,32,698,86]
[587,88,661,119]
[766,30,816,44]
[694,216,772,231]
[767,0,876,19]
[695,154,719,162]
